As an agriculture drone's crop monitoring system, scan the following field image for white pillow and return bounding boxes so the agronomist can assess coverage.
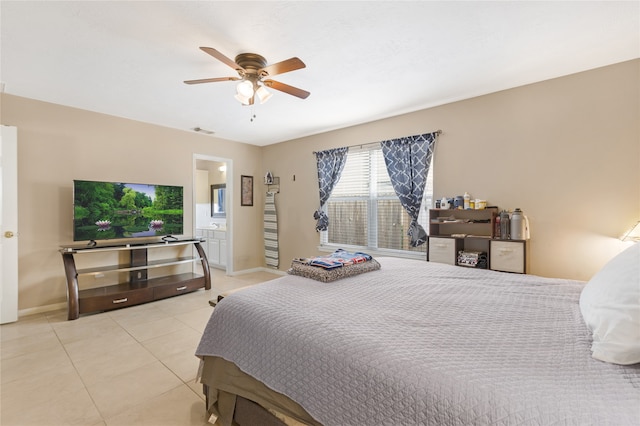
[579,243,640,365]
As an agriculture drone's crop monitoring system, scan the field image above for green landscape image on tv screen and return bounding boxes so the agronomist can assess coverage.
[73,180,184,241]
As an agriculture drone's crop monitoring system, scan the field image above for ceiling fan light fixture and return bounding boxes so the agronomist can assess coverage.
[236,80,254,98]
[256,85,272,104]
[234,93,252,105]
[185,47,310,104]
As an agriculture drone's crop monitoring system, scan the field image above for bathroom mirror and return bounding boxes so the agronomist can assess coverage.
[211,184,226,217]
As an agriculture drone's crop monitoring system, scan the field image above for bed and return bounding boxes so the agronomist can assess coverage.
[196,245,640,425]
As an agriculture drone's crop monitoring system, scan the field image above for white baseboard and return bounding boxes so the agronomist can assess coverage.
[230,266,286,276]
[19,301,67,318]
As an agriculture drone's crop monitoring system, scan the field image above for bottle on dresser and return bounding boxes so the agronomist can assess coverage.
[510,208,529,240]
[499,210,511,240]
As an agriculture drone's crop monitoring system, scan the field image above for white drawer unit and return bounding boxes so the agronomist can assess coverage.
[428,237,461,265]
[490,240,526,273]
[196,228,226,268]
[206,229,227,268]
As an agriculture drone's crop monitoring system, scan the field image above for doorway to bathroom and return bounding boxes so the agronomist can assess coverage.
[194,154,232,274]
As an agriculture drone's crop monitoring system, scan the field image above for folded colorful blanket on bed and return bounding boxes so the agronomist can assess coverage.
[328,248,372,262]
[296,249,373,269]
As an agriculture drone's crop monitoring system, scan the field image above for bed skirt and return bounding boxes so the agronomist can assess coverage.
[199,356,321,426]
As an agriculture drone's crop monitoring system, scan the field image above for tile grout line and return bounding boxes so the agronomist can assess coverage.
[46,312,109,423]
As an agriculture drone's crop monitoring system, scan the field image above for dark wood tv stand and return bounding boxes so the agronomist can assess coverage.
[60,238,211,320]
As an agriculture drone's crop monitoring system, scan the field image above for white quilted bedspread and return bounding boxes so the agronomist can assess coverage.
[196,257,640,425]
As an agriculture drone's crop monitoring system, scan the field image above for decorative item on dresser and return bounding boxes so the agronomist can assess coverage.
[60,238,210,320]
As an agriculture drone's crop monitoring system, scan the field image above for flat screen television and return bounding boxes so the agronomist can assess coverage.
[73,179,184,242]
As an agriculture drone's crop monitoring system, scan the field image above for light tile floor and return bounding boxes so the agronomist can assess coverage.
[0,268,281,426]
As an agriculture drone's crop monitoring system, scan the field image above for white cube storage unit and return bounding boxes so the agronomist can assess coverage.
[427,208,528,273]
[427,237,462,266]
[489,240,527,274]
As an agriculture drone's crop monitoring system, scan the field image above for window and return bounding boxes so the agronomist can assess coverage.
[321,146,433,255]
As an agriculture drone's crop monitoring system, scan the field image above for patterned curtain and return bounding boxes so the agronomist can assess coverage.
[381,132,437,247]
[314,147,348,231]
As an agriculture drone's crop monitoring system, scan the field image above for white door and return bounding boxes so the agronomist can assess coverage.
[1,125,18,324]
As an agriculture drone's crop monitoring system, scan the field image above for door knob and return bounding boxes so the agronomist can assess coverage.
[4,231,14,238]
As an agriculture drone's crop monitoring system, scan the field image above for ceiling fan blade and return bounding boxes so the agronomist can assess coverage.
[260,57,306,77]
[200,47,243,71]
[184,77,240,85]
[263,79,310,99]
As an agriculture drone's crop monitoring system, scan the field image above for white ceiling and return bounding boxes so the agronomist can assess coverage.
[1,1,638,146]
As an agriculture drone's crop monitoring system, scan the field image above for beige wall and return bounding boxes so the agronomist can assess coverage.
[1,94,264,312]
[2,59,638,313]
[262,60,639,281]
[195,169,209,204]
[195,161,226,206]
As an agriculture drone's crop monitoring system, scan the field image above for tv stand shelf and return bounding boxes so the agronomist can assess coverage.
[76,256,201,276]
[60,238,211,320]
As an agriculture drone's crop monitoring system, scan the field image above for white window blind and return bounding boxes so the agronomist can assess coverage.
[321,145,433,255]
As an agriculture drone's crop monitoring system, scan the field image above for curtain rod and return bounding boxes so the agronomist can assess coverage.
[313,130,442,154]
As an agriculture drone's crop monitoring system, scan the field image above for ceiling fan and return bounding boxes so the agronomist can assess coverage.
[184,47,310,105]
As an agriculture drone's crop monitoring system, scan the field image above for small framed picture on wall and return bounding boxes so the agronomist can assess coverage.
[241,175,253,206]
